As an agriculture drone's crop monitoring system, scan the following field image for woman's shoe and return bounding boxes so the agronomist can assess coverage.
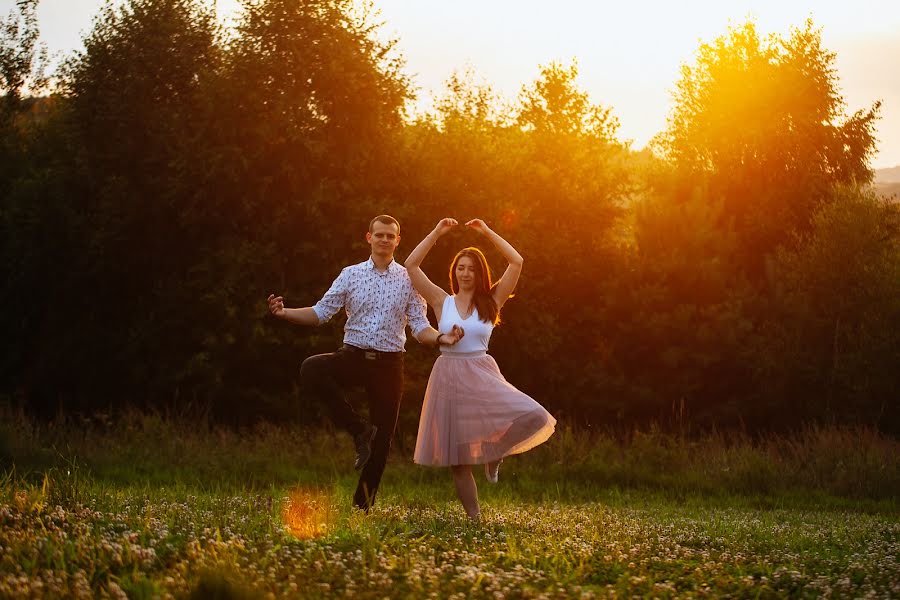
[485,459,502,484]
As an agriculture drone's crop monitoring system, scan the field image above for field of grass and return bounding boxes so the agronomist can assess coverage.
[1,409,898,598]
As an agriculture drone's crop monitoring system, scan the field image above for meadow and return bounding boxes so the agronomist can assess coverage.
[1,410,898,599]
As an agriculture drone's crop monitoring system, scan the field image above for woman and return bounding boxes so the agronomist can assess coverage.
[405,217,556,520]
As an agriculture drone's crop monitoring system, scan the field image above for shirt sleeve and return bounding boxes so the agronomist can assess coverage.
[312,268,349,324]
[406,285,430,337]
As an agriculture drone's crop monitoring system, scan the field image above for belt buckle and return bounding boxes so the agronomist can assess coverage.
[364,350,377,361]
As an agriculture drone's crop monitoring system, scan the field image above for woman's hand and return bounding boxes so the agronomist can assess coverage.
[440,324,465,346]
[434,218,458,237]
[465,218,492,235]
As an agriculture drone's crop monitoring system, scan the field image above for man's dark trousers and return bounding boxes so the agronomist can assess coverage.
[299,346,404,511]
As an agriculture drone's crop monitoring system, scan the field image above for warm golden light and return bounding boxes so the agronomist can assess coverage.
[281,487,336,540]
[9,0,899,166]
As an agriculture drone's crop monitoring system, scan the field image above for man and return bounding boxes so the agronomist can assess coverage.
[267,215,463,511]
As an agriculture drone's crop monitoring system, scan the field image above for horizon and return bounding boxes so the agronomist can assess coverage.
[4,0,899,168]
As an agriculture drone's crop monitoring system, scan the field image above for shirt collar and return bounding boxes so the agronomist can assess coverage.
[366,257,399,274]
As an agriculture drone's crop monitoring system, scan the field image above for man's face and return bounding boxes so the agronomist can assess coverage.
[366,221,400,259]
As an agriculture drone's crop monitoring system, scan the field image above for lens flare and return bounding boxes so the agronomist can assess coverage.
[281,487,335,539]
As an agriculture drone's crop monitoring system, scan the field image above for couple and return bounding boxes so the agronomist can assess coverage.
[267,215,555,520]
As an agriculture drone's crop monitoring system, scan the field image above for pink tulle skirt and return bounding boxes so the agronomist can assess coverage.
[413,351,556,467]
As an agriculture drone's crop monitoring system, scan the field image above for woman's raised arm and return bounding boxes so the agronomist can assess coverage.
[405,218,458,308]
[466,219,523,310]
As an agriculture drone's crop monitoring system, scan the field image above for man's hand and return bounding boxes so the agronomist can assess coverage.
[465,218,491,235]
[267,294,286,318]
[441,324,465,345]
[434,218,458,237]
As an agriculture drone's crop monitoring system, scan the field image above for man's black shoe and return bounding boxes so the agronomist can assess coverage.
[354,424,377,471]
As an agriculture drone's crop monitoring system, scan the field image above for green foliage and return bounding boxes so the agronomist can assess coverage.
[0,0,48,120]
[0,0,223,413]
[753,188,900,426]
[394,62,631,424]
[4,409,898,502]
[655,20,880,266]
[0,3,56,394]
[609,187,756,424]
[2,0,414,419]
[0,6,896,433]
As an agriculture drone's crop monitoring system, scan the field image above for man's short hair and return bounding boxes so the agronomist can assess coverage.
[369,214,400,233]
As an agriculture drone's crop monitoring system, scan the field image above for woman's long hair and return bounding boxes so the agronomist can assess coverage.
[449,247,501,325]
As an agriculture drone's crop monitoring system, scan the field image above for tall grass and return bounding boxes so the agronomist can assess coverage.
[2,405,897,503]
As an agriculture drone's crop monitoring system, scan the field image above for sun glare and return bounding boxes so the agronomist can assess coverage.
[281,487,336,540]
[10,0,898,165]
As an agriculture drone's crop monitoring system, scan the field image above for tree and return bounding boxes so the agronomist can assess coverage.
[0,0,47,122]
[510,62,629,414]
[177,0,415,420]
[0,0,49,195]
[518,61,618,140]
[4,0,416,420]
[609,184,759,426]
[655,19,880,264]
[0,0,67,410]
[9,0,221,413]
[754,189,900,430]
[387,63,632,426]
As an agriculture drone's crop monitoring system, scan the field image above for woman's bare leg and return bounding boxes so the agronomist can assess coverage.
[451,465,480,520]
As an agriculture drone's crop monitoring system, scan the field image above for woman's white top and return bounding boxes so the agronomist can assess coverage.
[438,294,493,354]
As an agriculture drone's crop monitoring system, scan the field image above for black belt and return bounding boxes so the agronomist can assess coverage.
[343,344,404,360]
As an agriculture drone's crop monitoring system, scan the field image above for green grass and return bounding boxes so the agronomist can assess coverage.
[1,409,898,598]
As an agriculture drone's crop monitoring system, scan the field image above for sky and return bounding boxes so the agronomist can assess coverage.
[5,0,898,168]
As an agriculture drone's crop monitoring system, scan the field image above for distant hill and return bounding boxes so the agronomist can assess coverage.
[875,182,900,202]
[873,167,900,202]
[875,166,900,184]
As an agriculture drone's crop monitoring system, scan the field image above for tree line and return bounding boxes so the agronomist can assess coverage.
[2,0,897,433]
